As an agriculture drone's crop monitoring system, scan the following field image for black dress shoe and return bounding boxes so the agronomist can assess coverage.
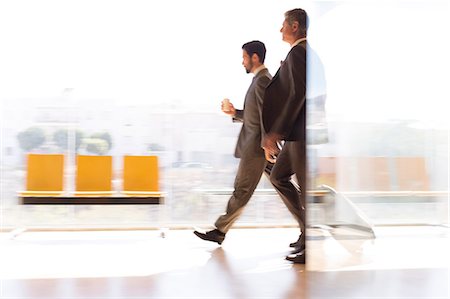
[289,234,305,248]
[194,229,226,245]
[286,251,306,264]
[290,243,306,254]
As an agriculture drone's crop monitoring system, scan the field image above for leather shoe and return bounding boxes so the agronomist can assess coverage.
[289,234,305,248]
[194,229,225,245]
[291,243,305,254]
[286,250,306,264]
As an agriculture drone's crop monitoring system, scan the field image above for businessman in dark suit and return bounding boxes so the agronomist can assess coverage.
[262,8,309,264]
[194,41,273,244]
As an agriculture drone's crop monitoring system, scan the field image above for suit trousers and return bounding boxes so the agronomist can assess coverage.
[269,141,306,233]
[215,154,271,233]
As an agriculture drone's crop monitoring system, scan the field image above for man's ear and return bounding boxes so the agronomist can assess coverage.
[292,21,299,32]
[251,53,260,63]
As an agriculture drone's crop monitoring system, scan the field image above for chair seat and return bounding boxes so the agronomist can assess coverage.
[18,190,65,197]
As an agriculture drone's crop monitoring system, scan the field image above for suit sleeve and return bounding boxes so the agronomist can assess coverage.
[254,76,271,147]
[232,109,244,122]
[269,48,306,138]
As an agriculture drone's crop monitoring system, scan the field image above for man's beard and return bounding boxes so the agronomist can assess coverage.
[245,61,253,74]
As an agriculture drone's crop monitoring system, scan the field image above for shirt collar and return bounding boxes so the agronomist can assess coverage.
[292,37,307,48]
[253,65,266,76]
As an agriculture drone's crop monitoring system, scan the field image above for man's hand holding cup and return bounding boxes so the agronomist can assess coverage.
[221,98,236,116]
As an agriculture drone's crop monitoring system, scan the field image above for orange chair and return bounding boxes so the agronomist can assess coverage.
[122,155,162,197]
[316,156,337,188]
[75,155,114,197]
[20,154,65,197]
[395,157,429,191]
[337,157,391,191]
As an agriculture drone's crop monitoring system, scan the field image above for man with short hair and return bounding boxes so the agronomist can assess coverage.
[262,8,309,264]
[194,41,273,244]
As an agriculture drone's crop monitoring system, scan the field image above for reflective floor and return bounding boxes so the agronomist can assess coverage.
[0,225,449,298]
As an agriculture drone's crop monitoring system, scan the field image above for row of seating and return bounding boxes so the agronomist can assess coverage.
[19,154,162,204]
[19,154,437,204]
[315,156,430,193]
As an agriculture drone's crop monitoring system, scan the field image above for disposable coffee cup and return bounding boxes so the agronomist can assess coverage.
[222,99,231,112]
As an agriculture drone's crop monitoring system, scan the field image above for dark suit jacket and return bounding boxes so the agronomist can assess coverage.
[262,41,307,142]
[233,68,272,158]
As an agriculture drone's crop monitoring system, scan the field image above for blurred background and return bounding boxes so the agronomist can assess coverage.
[0,0,448,229]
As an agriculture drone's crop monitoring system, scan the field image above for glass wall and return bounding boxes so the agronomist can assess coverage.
[308,0,449,227]
[1,0,448,229]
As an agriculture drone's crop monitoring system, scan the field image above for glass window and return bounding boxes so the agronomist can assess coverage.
[1,0,448,229]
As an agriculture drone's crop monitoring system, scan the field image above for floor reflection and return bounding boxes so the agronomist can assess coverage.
[0,226,448,298]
